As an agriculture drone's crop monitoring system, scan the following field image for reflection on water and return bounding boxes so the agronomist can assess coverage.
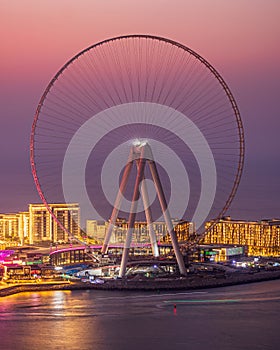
[0,280,280,350]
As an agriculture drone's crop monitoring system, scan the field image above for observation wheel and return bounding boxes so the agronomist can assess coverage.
[30,34,244,246]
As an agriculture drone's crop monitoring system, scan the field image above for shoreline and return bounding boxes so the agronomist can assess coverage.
[1,269,280,297]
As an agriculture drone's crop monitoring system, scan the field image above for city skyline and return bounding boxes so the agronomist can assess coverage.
[1,1,279,221]
[2,201,280,261]
[1,4,280,350]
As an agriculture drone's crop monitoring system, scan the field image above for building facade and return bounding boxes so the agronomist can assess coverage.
[86,220,107,242]
[0,213,20,245]
[86,218,194,244]
[29,203,80,244]
[203,217,280,257]
[18,212,30,245]
[0,203,80,246]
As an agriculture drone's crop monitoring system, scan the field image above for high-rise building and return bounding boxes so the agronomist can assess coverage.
[18,212,29,245]
[0,213,20,244]
[203,217,280,257]
[29,203,80,244]
[0,204,80,246]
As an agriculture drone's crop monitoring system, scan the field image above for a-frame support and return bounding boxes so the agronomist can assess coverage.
[101,142,186,277]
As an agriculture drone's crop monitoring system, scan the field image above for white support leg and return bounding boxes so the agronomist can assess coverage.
[101,159,133,254]
[140,177,159,257]
[119,154,146,278]
[104,141,186,278]
[148,159,186,276]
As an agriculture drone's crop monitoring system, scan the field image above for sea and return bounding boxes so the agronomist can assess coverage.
[0,279,279,350]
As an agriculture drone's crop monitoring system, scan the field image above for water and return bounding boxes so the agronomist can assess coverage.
[0,280,280,350]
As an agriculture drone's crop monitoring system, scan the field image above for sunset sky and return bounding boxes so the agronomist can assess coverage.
[0,0,279,221]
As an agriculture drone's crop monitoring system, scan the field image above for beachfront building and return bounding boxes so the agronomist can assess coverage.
[203,217,280,257]
[29,203,80,244]
[18,212,30,245]
[0,213,20,245]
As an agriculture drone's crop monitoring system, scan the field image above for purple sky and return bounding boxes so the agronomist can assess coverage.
[0,1,279,221]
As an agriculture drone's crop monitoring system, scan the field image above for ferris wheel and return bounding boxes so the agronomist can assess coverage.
[30,35,244,250]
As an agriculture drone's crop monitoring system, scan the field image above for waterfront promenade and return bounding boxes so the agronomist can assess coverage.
[1,269,280,297]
